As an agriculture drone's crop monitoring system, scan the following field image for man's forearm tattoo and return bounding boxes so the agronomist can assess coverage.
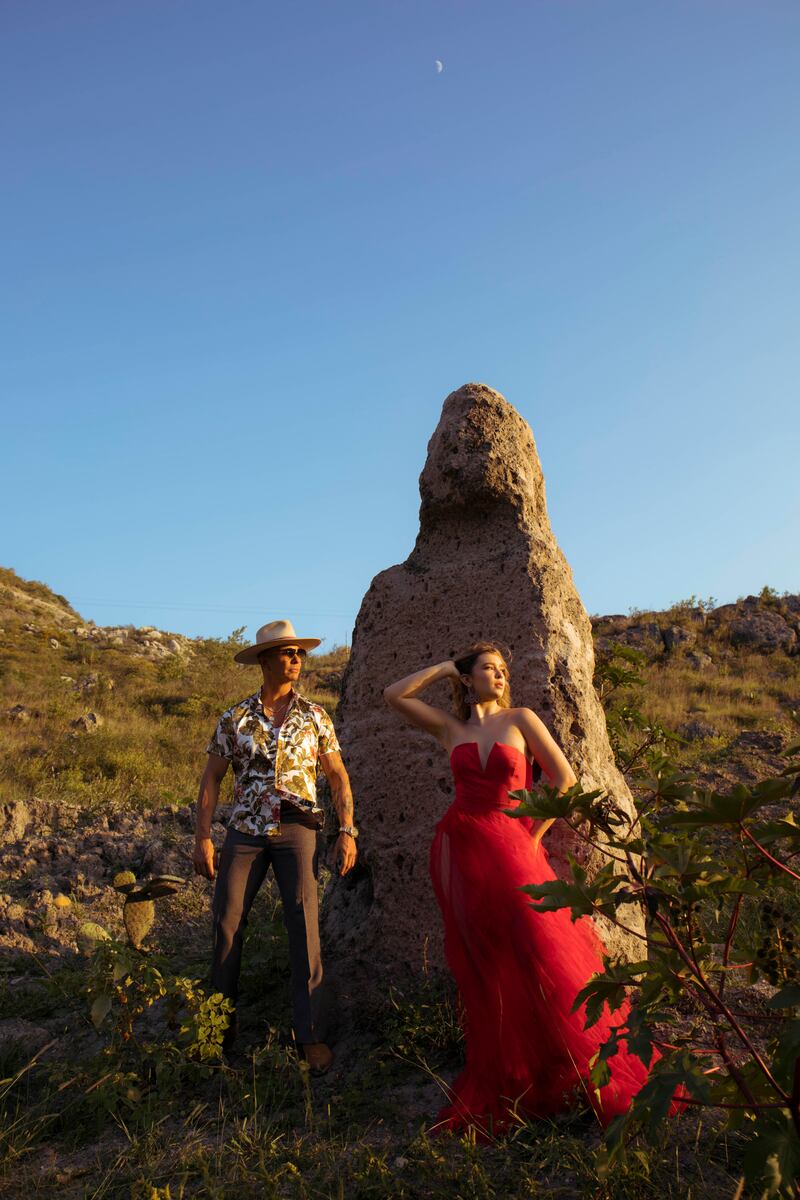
[330,776,354,826]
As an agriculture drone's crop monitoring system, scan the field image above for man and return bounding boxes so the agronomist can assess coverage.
[193,619,358,1074]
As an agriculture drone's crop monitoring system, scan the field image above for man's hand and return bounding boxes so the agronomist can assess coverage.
[194,756,227,880]
[319,752,358,877]
[331,832,357,877]
[193,836,217,880]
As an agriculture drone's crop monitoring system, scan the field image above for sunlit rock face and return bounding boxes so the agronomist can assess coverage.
[323,382,641,1000]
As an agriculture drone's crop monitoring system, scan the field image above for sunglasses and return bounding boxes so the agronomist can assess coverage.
[278,647,307,660]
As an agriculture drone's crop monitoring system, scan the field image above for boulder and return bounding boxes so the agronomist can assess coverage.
[594,621,664,655]
[0,1019,52,1058]
[323,383,643,999]
[728,611,796,654]
[615,622,663,650]
[662,625,698,652]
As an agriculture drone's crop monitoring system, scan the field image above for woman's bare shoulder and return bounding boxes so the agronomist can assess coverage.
[512,707,553,734]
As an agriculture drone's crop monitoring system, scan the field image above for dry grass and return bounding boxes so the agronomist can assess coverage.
[639,651,799,733]
[1,575,797,1196]
[0,614,347,815]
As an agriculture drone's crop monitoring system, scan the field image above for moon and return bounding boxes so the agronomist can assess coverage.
[435,60,443,74]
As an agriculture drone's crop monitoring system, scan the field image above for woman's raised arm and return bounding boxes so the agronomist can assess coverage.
[383,660,460,744]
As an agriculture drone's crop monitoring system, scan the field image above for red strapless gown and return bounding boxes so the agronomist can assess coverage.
[429,741,664,1136]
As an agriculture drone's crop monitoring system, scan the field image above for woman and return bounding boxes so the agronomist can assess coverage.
[384,643,666,1136]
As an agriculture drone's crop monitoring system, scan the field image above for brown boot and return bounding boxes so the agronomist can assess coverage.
[300,1042,333,1077]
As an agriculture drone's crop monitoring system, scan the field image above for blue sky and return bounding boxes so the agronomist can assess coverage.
[2,1,798,649]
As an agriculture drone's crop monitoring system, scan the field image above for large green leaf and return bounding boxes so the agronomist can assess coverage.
[506,784,577,821]
[670,780,793,828]
[624,1005,655,1068]
[506,781,607,823]
[743,1112,800,1199]
[630,1052,711,1124]
[520,859,630,923]
[572,960,651,1029]
[90,992,112,1028]
[772,1018,800,1088]
[752,813,800,847]
[766,986,800,1011]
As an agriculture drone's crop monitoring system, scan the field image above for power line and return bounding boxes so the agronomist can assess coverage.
[70,598,355,619]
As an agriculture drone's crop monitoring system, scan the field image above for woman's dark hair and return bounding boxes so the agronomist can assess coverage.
[451,641,512,721]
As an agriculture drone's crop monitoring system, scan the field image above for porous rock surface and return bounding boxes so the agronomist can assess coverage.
[323,383,642,999]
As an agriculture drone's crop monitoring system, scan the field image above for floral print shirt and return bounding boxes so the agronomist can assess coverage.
[206,689,340,836]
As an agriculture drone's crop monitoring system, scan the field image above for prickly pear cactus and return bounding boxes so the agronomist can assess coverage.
[122,898,155,950]
[113,869,137,891]
[77,921,111,955]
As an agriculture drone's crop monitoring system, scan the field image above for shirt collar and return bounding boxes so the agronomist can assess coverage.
[249,686,312,716]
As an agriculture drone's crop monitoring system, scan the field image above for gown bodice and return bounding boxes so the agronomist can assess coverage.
[449,741,533,814]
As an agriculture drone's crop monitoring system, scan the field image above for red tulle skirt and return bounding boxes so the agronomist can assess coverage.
[429,741,676,1137]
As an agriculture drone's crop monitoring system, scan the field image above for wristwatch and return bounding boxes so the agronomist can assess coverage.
[338,825,359,839]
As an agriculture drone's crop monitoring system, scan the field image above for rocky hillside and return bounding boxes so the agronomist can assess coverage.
[1,568,797,977]
[0,568,797,1197]
[0,565,197,663]
[591,589,799,788]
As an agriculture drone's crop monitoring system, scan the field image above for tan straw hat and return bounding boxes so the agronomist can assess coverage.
[233,619,321,665]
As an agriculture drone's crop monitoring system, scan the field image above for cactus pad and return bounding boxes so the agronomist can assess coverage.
[113,869,137,892]
[77,922,111,954]
[123,898,155,950]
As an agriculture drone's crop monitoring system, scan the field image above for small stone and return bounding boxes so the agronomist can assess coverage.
[686,651,713,671]
[76,672,100,692]
[6,902,25,921]
[70,712,104,733]
[5,705,31,723]
[48,638,60,649]
[679,720,718,742]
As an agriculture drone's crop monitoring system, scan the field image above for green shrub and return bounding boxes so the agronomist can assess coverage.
[508,723,800,1197]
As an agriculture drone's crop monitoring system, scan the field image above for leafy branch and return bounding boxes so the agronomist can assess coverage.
[507,724,800,1197]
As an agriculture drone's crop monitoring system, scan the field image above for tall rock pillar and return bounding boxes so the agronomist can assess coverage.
[323,383,642,1000]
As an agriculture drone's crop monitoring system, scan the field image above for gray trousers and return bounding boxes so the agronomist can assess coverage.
[211,824,325,1044]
